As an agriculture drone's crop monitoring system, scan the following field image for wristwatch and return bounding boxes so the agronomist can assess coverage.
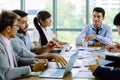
[30,64,34,72]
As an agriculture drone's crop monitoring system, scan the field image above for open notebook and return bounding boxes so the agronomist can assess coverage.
[39,51,78,78]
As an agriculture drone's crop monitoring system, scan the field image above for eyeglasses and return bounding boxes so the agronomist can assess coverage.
[12,24,19,27]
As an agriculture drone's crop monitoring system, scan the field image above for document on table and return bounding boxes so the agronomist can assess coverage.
[98,59,113,66]
[73,57,96,68]
[77,47,101,52]
[77,51,93,59]
[72,67,95,78]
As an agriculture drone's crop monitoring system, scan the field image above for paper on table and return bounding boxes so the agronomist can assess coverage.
[98,59,113,66]
[72,67,94,78]
[77,47,101,52]
[77,51,92,59]
[73,58,96,68]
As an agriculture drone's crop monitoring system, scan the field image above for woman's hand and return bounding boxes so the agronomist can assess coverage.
[105,42,120,52]
[105,45,115,52]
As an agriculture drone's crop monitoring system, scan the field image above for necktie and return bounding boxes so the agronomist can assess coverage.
[95,29,100,42]
[96,29,99,34]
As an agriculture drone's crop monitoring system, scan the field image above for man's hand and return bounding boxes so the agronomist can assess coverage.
[48,54,67,67]
[93,42,101,47]
[84,35,97,42]
[34,40,59,54]
[44,40,59,53]
[53,38,68,48]
[33,59,48,72]
[47,40,57,48]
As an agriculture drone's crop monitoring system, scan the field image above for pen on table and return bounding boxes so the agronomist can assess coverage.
[78,49,85,51]
[66,46,72,52]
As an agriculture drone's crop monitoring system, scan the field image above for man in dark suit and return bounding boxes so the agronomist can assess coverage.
[88,12,120,80]
[0,10,48,80]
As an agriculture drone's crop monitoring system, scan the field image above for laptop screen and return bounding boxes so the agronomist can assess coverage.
[63,51,78,75]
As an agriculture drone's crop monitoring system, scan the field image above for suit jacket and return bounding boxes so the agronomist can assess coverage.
[11,33,36,58]
[93,55,120,80]
[0,35,36,80]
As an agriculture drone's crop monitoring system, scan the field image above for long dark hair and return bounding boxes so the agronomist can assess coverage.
[33,17,48,46]
[33,11,51,46]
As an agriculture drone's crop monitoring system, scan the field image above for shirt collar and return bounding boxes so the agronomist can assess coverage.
[92,24,103,30]
[41,26,49,32]
[0,34,11,45]
[16,33,27,40]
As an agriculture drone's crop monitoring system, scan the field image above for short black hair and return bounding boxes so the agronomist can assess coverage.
[114,12,120,26]
[93,7,105,17]
[12,10,28,17]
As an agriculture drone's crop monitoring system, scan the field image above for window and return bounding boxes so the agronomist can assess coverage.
[57,0,86,45]
[89,0,120,42]
[57,0,86,28]
[25,0,53,29]
[0,0,20,11]
[0,0,120,44]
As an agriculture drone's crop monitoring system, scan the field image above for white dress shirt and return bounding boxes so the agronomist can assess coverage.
[30,26,56,46]
[76,23,113,46]
[41,27,56,42]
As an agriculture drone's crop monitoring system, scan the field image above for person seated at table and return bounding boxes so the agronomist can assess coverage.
[106,42,120,52]
[0,10,48,80]
[88,12,120,80]
[75,7,113,47]
[31,10,67,47]
[11,10,67,67]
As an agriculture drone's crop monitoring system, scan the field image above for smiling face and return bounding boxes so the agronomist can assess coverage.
[92,11,104,29]
[17,16,28,34]
[40,17,51,28]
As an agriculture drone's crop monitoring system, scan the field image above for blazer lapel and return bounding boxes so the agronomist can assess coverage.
[0,35,17,67]
[11,47,18,67]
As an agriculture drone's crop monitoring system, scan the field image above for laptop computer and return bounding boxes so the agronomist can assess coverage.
[39,51,78,78]
[59,43,69,55]
[50,43,70,54]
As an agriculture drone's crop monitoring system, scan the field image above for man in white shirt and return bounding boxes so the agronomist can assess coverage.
[76,7,112,46]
